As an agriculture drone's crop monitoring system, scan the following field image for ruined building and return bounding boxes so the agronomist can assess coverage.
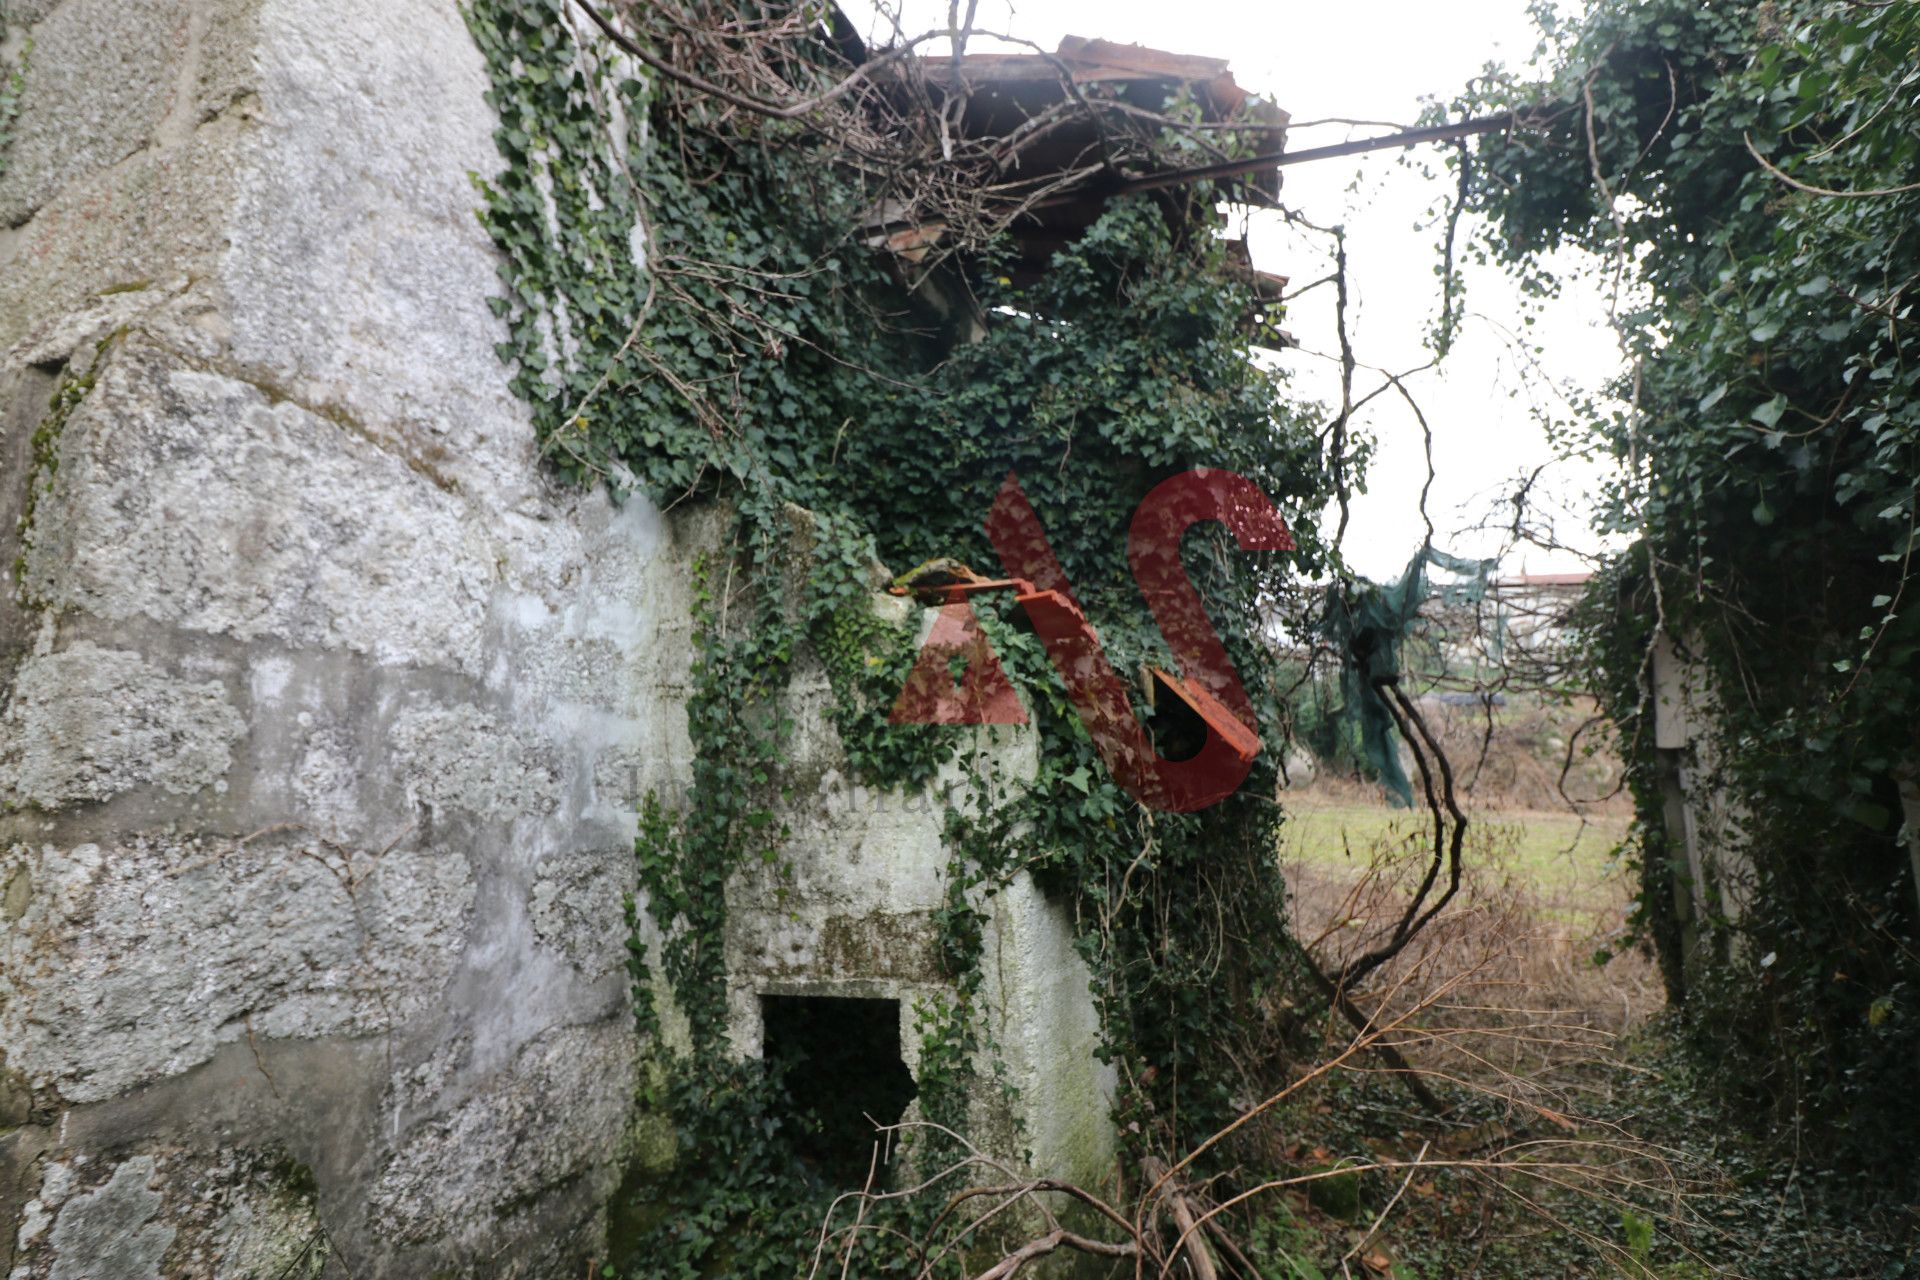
[0,1,1289,1274]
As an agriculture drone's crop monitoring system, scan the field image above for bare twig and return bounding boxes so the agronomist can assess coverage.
[1744,132,1920,198]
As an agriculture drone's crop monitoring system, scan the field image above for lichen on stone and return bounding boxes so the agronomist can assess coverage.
[13,1147,329,1280]
[0,830,473,1102]
[44,1156,175,1280]
[367,1021,634,1249]
[0,6,26,191]
[529,847,631,978]
[0,641,246,808]
[390,702,561,824]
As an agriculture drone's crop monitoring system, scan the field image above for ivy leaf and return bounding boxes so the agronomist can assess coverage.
[1751,396,1788,429]
[1838,798,1892,831]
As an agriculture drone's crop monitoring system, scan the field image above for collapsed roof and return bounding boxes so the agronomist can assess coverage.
[848,24,1291,339]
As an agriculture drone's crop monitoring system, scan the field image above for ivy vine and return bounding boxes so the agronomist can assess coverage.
[466,0,1339,1272]
[1449,0,1920,1177]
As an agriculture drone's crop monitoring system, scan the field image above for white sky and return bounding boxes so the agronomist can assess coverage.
[857,0,1623,580]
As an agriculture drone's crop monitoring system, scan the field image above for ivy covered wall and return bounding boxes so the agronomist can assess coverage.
[1453,0,1920,1176]
[466,0,1342,1272]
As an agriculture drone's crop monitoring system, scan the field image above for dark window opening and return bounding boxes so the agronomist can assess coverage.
[761,994,917,1187]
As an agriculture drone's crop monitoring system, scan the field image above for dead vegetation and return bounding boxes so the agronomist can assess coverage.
[801,687,1727,1279]
[1283,805,1658,1102]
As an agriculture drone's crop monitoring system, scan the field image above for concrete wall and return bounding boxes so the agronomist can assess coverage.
[723,600,1116,1185]
[0,0,1115,1273]
[1651,633,1752,977]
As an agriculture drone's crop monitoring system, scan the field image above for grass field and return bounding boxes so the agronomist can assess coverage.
[1278,798,1632,907]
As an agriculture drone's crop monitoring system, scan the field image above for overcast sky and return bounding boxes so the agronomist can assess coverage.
[856,0,1622,580]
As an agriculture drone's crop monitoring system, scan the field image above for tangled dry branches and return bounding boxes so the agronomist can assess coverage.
[583,0,1283,284]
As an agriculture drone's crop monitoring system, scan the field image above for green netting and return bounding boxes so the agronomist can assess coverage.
[1320,546,1498,807]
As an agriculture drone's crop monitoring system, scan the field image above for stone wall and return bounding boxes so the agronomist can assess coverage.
[0,0,696,1273]
[0,0,1115,1274]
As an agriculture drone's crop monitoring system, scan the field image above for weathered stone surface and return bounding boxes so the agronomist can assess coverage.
[43,1156,174,1280]
[221,0,537,514]
[0,0,681,1273]
[4,288,167,373]
[285,723,363,838]
[13,1147,325,1280]
[367,1020,634,1250]
[0,642,245,807]
[2,0,68,33]
[0,0,192,228]
[0,126,243,353]
[193,0,268,126]
[0,831,472,1103]
[528,848,631,979]
[162,1151,324,1280]
[18,338,494,675]
[389,703,561,823]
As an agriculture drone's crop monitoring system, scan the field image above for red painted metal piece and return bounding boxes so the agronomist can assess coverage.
[986,471,1283,811]
[1146,666,1260,766]
[889,576,1037,605]
[1013,587,1261,767]
[887,467,1285,809]
[887,600,1027,725]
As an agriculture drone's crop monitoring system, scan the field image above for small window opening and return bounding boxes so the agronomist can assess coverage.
[761,994,917,1186]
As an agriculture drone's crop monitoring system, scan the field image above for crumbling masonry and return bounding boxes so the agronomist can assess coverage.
[0,1,1116,1275]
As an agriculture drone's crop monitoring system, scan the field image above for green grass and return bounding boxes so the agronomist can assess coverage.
[1278,800,1629,900]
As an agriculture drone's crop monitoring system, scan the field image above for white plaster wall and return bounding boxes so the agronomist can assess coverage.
[979,873,1121,1186]
[1651,633,1754,955]
[723,610,1117,1191]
